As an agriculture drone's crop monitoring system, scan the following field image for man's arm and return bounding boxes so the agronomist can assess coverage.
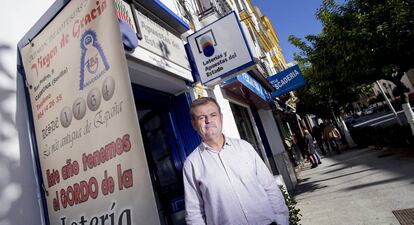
[248,143,289,225]
[183,161,206,225]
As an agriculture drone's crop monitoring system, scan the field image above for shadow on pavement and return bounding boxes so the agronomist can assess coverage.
[312,168,374,183]
[343,176,405,191]
[294,182,329,195]
[294,147,414,195]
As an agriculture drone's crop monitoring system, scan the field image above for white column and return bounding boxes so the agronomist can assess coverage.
[337,116,357,148]
[402,103,414,135]
[258,109,297,191]
[211,86,241,139]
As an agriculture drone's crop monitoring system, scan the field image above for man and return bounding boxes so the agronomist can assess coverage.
[323,120,342,154]
[183,97,289,225]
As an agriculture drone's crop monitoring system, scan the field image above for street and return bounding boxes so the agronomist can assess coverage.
[294,147,414,225]
[351,108,413,128]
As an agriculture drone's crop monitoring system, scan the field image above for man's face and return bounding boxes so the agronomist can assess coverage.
[191,102,223,142]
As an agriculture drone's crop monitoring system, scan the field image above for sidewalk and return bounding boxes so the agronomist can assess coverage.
[294,147,414,225]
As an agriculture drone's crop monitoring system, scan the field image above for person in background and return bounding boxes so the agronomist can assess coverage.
[183,97,289,225]
[304,129,321,168]
[312,123,328,155]
[323,120,342,154]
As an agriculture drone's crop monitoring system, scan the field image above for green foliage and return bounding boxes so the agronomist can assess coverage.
[289,0,414,116]
[279,185,302,225]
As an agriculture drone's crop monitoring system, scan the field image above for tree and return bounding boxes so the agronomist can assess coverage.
[288,37,370,118]
[289,0,414,117]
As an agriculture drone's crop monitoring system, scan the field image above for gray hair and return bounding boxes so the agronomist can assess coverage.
[190,97,221,120]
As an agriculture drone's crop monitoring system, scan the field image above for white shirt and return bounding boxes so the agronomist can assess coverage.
[183,137,289,225]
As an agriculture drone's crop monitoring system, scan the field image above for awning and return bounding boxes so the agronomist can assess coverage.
[221,73,271,109]
[135,0,190,34]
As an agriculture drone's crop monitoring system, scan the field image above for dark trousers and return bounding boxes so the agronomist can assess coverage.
[328,139,341,153]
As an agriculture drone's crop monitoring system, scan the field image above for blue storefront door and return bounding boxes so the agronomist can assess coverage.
[132,84,191,225]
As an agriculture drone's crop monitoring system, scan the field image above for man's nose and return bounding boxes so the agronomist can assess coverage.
[205,116,211,123]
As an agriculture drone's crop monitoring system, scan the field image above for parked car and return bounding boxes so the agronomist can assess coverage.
[363,107,374,115]
[344,115,356,125]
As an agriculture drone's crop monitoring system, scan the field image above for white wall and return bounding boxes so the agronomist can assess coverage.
[401,75,414,92]
[257,109,297,190]
[0,1,54,224]
[212,87,241,139]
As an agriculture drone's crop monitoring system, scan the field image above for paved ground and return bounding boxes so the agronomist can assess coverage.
[294,147,414,225]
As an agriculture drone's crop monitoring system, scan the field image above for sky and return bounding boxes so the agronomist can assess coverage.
[250,0,324,64]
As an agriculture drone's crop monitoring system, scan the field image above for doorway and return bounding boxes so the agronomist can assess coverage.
[229,102,264,158]
[132,84,186,225]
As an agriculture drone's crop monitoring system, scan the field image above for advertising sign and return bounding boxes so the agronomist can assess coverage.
[267,65,306,98]
[237,73,269,101]
[223,73,269,101]
[135,9,189,69]
[115,0,137,33]
[186,12,255,86]
[20,0,159,224]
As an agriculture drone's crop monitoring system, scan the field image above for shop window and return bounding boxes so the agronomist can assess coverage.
[196,0,213,15]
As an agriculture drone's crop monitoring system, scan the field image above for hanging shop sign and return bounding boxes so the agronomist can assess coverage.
[129,7,192,81]
[20,0,159,224]
[267,65,306,98]
[115,0,139,51]
[186,11,255,86]
[115,0,137,33]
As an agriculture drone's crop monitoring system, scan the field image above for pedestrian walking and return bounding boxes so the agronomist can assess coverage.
[304,129,321,168]
[183,97,289,225]
[323,121,342,154]
[284,136,300,166]
[312,124,328,155]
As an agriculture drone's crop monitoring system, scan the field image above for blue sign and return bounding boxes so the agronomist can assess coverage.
[223,73,269,101]
[267,65,306,98]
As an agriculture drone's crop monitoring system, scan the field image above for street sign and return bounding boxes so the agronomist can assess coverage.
[267,65,306,98]
[186,12,255,86]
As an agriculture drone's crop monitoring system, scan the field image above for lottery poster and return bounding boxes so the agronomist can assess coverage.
[20,0,160,224]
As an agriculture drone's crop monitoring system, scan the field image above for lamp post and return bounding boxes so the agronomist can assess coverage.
[388,83,393,100]
[382,82,392,100]
[376,81,402,125]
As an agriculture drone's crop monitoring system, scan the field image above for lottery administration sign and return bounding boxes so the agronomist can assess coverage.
[20,0,159,224]
[186,12,255,86]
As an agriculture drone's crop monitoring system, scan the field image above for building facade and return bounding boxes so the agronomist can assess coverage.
[7,0,296,224]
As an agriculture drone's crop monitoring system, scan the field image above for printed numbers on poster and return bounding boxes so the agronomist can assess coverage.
[102,76,115,101]
[73,97,87,120]
[57,76,115,129]
[60,106,72,128]
[87,88,101,111]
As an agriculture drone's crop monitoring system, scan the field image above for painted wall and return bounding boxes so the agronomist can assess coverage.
[212,86,241,139]
[0,1,54,224]
[257,109,297,190]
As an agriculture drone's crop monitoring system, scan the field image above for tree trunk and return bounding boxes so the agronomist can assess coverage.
[331,107,357,148]
[392,73,414,135]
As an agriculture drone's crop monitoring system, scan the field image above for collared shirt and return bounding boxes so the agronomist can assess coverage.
[183,137,289,225]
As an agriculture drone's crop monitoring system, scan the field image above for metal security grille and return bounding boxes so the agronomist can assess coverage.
[393,208,414,225]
